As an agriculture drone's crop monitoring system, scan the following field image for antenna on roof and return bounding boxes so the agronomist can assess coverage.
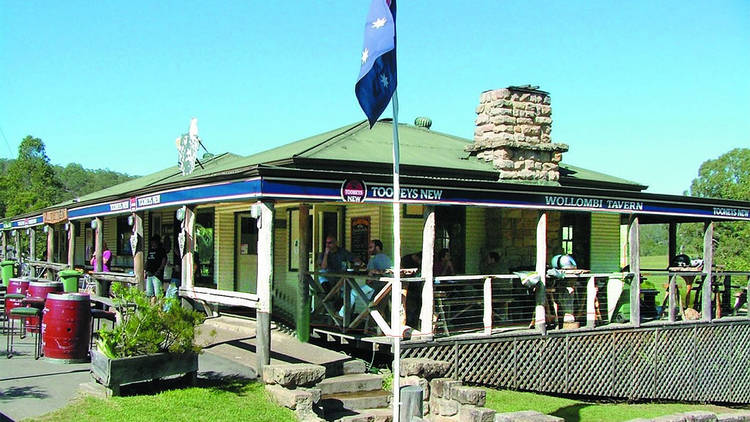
[175,117,210,175]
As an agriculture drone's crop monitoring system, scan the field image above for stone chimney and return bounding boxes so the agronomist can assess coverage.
[466,85,568,182]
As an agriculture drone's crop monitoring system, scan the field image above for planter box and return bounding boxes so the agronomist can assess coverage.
[90,349,198,396]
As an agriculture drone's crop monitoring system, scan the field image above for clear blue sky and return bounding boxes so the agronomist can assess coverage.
[1,1,748,195]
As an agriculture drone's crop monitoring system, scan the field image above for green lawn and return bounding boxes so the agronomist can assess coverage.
[485,388,743,422]
[29,378,295,422]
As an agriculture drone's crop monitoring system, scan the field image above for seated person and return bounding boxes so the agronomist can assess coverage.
[401,251,422,274]
[318,235,357,290]
[318,235,358,312]
[345,240,392,316]
[434,248,455,277]
[481,251,508,275]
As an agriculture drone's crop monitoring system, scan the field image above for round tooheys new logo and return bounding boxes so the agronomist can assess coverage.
[341,180,367,203]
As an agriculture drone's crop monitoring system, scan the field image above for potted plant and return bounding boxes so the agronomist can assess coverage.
[90,284,206,396]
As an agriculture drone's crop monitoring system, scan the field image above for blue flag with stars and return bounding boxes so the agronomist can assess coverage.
[355,0,397,128]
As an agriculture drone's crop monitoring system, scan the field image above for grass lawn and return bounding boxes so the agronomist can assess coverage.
[28,377,295,422]
[485,388,744,422]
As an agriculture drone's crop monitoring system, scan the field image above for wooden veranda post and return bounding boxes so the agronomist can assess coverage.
[420,206,435,335]
[535,211,547,335]
[296,204,310,342]
[46,226,54,279]
[44,224,55,280]
[256,201,274,376]
[668,222,677,262]
[132,213,145,290]
[181,207,195,290]
[702,222,714,321]
[28,228,35,262]
[94,218,103,272]
[67,222,75,268]
[13,231,20,263]
[629,216,641,327]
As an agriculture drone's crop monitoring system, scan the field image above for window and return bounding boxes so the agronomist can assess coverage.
[195,208,215,286]
[237,214,258,255]
[560,212,591,269]
[117,216,132,255]
[435,206,466,274]
[562,225,574,255]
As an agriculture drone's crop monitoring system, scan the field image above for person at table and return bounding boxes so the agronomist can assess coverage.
[318,235,359,314]
[481,251,507,275]
[347,240,392,317]
[145,235,167,304]
[367,240,393,276]
[401,251,422,275]
[366,239,393,292]
[434,248,456,277]
[90,241,112,272]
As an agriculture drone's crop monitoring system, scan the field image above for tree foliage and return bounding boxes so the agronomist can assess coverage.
[0,136,64,217]
[680,148,750,270]
[639,224,668,257]
[0,135,136,219]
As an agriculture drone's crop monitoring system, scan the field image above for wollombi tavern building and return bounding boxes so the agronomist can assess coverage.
[5,86,750,402]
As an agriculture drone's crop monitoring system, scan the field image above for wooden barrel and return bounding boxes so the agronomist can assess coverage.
[42,293,91,362]
[27,281,63,332]
[5,277,30,317]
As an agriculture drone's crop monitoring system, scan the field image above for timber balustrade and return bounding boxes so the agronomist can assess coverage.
[26,260,69,279]
[305,269,750,339]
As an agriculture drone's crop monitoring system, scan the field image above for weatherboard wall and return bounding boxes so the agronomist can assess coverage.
[589,212,621,273]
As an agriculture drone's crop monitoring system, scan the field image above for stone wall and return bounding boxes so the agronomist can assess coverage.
[467,86,568,182]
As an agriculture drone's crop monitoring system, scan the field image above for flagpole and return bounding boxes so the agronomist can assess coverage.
[391,90,402,422]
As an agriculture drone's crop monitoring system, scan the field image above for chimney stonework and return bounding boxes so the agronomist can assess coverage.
[466,85,569,182]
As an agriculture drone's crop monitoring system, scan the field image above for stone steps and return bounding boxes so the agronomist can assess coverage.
[320,389,391,415]
[330,407,393,422]
[317,373,384,395]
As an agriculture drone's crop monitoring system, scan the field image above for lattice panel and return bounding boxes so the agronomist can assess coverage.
[515,339,542,391]
[457,340,515,387]
[537,337,567,394]
[612,330,656,400]
[402,322,750,404]
[695,325,734,402]
[656,326,696,401]
[567,333,614,396]
[730,324,750,403]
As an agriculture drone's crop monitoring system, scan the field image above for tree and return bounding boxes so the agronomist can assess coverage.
[55,163,135,199]
[679,148,750,270]
[0,136,64,217]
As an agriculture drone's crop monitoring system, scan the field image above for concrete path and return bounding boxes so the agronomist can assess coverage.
[0,315,349,421]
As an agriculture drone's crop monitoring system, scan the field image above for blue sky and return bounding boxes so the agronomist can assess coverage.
[1,1,748,195]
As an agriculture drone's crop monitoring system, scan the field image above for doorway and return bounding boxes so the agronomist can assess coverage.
[436,206,466,274]
[234,212,258,293]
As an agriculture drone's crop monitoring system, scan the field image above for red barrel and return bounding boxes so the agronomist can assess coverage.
[5,277,30,318]
[27,281,64,332]
[42,293,91,362]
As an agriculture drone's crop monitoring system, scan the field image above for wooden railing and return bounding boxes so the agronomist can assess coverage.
[306,269,750,339]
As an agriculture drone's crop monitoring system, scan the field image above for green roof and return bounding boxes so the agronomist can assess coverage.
[46,119,646,213]
[559,163,646,190]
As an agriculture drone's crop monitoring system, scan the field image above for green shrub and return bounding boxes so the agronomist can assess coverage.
[97,284,205,358]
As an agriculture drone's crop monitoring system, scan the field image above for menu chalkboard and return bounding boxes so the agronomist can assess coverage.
[350,217,370,263]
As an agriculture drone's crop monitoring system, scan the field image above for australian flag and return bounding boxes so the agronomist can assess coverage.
[355,0,397,128]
